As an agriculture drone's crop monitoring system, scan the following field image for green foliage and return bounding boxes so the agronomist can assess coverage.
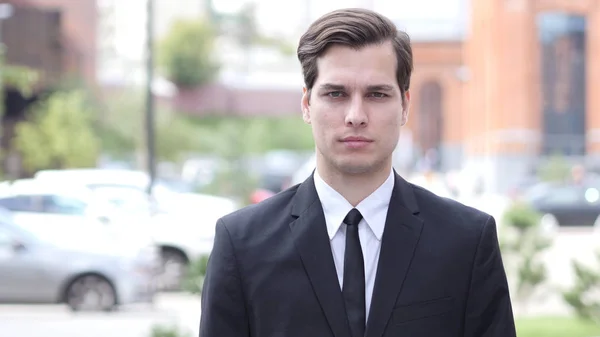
[149,324,192,337]
[182,255,209,295]
[13,89,100,173]
[186,116,312,202]
[98,91,201,162]
[516,316,600,337]
[186,116,314,153]
[98,89,313,168]
[502,203,543,233]
[563,251,600,323]
[3,65,39,97]
[96,92,141,159]
[500,202,552,312]
[158,19,219,88]
[539,154,571,183]
[155,110,203,162]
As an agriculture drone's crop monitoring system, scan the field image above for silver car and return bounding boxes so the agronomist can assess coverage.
[0,209,157,311]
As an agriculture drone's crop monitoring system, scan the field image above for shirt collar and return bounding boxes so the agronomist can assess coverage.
[313,169,395,241]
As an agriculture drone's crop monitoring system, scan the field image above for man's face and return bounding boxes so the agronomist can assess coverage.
[301,41,410,175]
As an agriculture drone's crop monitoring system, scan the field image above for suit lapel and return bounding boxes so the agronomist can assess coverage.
[289,174,351,337]
[365,173,424,337]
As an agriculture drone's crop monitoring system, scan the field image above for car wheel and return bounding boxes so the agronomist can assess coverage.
[158,249,188,291]
[65,274,117,312]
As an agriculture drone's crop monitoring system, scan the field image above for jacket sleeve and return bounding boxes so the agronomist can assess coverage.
[199,219,250,337]
[463,216,517,337]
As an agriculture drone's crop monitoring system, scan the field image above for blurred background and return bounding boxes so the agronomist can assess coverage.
[0,0,599,336]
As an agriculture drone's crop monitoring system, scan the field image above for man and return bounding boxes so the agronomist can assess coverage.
[199,8,516,337]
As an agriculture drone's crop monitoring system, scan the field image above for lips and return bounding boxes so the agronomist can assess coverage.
[341,137,373,149]
[341,136,372,142]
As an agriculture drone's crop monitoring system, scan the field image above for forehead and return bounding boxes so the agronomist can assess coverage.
[315,41,398,88]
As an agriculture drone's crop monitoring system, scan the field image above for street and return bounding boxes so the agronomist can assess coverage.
[0,293,201,337]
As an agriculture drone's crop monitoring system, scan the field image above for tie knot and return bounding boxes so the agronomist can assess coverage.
[343,208,363,227]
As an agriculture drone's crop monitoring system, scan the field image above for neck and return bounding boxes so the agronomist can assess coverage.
[316,157,392,207]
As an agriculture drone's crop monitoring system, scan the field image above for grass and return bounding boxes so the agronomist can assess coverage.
[516,316,600,337]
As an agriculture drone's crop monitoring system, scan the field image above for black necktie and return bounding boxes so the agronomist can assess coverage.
[342,208,365,337]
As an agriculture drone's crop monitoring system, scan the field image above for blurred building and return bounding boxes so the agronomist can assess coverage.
[173,0,600,193]
[1,0,97,176]
[5,0,97,86]
[464,0,600,192]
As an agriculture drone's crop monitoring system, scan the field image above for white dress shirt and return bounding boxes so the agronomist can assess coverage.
[313,168,395,321]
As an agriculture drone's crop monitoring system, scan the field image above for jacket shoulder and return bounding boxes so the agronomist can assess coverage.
[410,183,493,232]
[218,184,300,233]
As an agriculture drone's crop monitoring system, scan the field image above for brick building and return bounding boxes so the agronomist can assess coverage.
[461,0,600,191]
[1,0,96,175]
[171,0,600,192]
[4,0,97,86]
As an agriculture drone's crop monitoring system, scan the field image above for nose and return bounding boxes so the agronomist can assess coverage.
[344,97,368,127]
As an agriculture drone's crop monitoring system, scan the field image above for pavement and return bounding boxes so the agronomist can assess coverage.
[0,293,201,337]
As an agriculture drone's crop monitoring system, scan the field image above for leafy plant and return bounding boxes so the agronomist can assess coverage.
[538,154,571,183]
[563,251,600,323]
[500,202,552,313]
[97,89,203,162]
[2,65,39,97]
[13,89,100,173]
[181,255,209,295]
[158,18,219,88]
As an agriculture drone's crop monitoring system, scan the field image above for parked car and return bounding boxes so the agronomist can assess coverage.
[33,168,239,291]
[0,179,155,256]
[0,208,157,311]
[522,181,600,228]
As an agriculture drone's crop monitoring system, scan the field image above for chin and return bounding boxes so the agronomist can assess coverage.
[332,153,390,175]
[335,160,377,175]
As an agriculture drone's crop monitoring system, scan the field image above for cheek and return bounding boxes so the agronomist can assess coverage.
[312,107,341,131]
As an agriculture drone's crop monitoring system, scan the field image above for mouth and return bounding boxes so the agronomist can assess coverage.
[341,136,373,142]
[340,137,373,149]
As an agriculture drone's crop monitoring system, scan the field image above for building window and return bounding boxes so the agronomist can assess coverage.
[537,12,587,156]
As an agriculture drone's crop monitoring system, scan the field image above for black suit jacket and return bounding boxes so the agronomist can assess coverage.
[199,172,516,337]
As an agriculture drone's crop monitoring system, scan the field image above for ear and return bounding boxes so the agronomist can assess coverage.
[401,90,411,126]
[301,87,311,124]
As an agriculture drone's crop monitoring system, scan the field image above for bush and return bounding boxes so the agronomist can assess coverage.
[158,19,219,88]
[13,89,100,173]
[563,251,600,323]
[181,255,209,295]
[500,202,552,313]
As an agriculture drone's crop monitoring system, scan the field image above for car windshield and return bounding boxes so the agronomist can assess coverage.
[522,182,555,202]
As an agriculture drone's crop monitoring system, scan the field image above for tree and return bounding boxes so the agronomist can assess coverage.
[500,202,553,314]
[563,251,600,323]
[538,154,571,183]
[0,61,39,178]
[158,19,219,88]
[13,89,100,173]
[98,89,203,163]
[2,65,38,97]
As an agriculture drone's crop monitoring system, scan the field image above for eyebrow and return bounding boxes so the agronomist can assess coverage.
[318,83,395,92]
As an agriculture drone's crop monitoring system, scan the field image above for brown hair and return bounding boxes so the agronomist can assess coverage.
[297,8,413,104]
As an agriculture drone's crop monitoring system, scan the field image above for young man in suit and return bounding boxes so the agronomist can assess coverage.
[199,8,517,337]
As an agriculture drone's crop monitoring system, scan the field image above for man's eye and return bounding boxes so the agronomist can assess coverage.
[327,91,344,98]
[369,92,387,98]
